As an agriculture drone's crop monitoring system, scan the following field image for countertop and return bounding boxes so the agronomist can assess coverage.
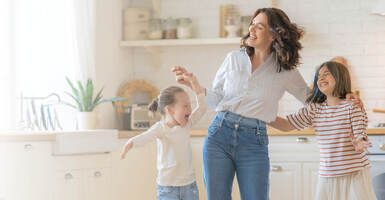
[1,128,385,142]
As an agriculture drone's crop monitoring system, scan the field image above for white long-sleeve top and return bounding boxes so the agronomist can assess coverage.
[130,93,206,186]
[206,48,309,122]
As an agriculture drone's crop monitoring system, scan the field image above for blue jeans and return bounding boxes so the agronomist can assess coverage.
[157,181,199,200]
[203,111,270,200]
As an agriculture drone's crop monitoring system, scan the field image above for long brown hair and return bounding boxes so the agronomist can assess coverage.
[148,86,185,115]
[241,8,304,72]
[306,61,352,103]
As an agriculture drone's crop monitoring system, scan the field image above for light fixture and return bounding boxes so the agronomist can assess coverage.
[372,0,385,16]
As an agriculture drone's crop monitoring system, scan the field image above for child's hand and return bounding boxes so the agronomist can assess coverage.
[352,136,372,153]
[182,72,205,94]
[120,139,133,159]
[172,66,192,88]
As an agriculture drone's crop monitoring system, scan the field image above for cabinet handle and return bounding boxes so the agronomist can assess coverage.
[296,137,308,143]
[64,173,73,180]
[379,144,385,151]
[271,165,282,172]
[94,171,102,178]
[138,14,145,19]
[24,144,33,151]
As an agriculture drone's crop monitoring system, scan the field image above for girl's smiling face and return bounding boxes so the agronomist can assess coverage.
[317,65,336,96]
[166,92,192,126]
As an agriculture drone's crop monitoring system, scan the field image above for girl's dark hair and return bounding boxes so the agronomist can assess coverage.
[148,86,185,115]
[241,7,304,72]
[306,61,352,104]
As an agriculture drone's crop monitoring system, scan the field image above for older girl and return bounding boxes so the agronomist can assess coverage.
[269,61,376,200]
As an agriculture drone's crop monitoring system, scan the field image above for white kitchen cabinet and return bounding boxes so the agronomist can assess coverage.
[269,162,302,200]
[54,168,112,200]
[1,134,323,200]
[53,154,113,200]
[111,140,157,200]
[2,142,54,200]
[84,168,112,200]
[0,143,5,199]
[303,162,319,200]
[54,170,83,200]
[191,138,206,199]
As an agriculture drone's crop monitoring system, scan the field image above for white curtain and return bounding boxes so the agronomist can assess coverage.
[72,0,96,81]
[0,0,13,130]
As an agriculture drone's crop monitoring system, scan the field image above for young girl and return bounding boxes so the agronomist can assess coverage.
[269,61,377,200]
[120,73,206,200]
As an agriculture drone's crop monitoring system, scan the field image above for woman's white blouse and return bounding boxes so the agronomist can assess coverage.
[206,48,309,122]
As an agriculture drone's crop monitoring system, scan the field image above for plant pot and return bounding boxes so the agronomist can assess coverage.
[76,111,97,130]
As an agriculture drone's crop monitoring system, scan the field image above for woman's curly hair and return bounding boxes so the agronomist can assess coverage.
[241,8,304,72]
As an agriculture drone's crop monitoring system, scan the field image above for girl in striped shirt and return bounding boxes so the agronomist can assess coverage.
[269,61,377,200]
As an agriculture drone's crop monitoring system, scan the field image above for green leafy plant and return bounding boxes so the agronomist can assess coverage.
[63,77,125,112]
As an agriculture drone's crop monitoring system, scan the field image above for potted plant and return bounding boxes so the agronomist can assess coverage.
[63,77,125,129]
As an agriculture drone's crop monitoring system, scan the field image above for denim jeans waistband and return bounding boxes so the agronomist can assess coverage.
[216,111,266,131]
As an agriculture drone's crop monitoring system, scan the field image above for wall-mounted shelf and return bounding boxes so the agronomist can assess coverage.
[120,37,241,67]
[120,37,241,47]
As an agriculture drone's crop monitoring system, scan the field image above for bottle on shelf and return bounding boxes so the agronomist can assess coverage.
[162,17,177,39]
[177,18,193,39]
[148,18,163,40]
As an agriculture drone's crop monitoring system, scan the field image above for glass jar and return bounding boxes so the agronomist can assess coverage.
[224,5,241,38]
[162,17,177,39]
[241,15,252,36]
[177,18,193,39]
[148,18,163,40]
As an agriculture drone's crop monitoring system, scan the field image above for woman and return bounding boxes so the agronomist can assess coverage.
[173,7,306,200]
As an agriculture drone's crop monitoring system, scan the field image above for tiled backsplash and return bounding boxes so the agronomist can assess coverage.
[117,0,385,128]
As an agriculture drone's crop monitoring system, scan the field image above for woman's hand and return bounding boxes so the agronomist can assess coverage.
[171,66,192,88]
[346,93,363,109]
[120,139,133,159]
[352,136,372,153]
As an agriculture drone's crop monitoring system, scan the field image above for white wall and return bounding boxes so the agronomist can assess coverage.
[96,0,385,128]
[94,0,132,128]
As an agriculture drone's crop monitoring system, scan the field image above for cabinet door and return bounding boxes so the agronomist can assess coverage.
[111,140,157,200]
[269,162,301,200]
[0,143,5,199]
[303,162,319,200]
[54,170,84,200]
[84,168,112,200]
[191,138,206,200]
[3,142,54,200]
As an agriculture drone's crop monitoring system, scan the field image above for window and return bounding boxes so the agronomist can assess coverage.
[0,0,80,130]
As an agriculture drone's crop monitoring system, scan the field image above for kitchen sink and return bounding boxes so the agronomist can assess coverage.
[53,129,119,155]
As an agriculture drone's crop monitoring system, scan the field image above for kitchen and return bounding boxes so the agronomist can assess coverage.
[1,0,385,200]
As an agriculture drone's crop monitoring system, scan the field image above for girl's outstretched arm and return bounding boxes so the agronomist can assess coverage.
[120,122,164,159]
[272,104,316,131]
[268,117,296,132]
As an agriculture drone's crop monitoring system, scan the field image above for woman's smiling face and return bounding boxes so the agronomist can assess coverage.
[247,13,274,49]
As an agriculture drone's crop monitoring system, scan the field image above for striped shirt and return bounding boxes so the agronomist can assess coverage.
[287,101,370,177]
